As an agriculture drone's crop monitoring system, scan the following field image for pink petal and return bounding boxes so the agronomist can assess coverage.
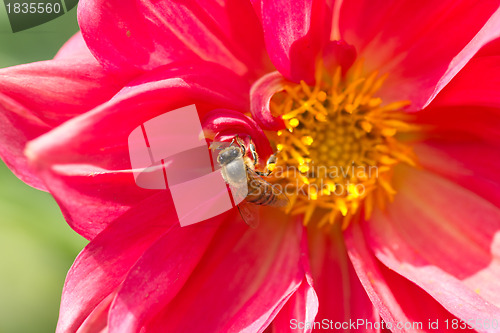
[107,212,227,333]
[57,192,178,333]
[322,40,357,74]
[475,37,500,57]
[345,223,475,332]
[0,58,126,127]
[414,48,500,206]
[309,225,380,332]
[255,0,333,83]
[339,1,500,109]
[0,94,50,190]
[78,0,271,80]
[270,278,318,333]
[416,105,500,146]
[250,71,287,131]
[0,35,130,190]
[53,31,93,60]
[77,292,114,333]
[430,55,500,108]
[362,166,500,330]
[270,221,318,333]
[415,142,500,209]
[26,61,250,239]
[144,209,305,333]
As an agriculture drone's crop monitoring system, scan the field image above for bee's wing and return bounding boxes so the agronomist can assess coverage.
[271,189,291,209]
[237,200,260,228]
[226,180,259,228]
[227,180,248,204]
[209,141,225,151]
[246,168,291,209]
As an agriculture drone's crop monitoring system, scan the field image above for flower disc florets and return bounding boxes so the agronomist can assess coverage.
[267,61,418,228]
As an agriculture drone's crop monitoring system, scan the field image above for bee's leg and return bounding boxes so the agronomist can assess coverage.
[234,135,246,155]
[255,152,278,176]
[246,136,262,168]
[228,134,247,155]
[229,135,237,147]
[248,135,278,176]
[249,140,259,166]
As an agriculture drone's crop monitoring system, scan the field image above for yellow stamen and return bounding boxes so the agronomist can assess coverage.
[298,165,310,173]
[289,118,300,127]
[301,136,314,146]
[267,60,418,228]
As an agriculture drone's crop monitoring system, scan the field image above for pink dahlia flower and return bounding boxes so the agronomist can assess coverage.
[1,0,500,332]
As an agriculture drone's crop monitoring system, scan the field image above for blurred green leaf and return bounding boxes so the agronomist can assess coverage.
[0,162,87,333]
[0,5,84,333]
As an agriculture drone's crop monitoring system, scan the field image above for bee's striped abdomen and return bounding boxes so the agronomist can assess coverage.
[246,177,276,206]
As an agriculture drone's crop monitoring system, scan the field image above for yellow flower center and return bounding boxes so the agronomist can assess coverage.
[267,61,418,228]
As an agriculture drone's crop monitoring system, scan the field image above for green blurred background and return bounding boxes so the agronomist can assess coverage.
[0,4,88,333]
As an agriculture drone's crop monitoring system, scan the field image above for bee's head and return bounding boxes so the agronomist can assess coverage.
[217,146,242,165]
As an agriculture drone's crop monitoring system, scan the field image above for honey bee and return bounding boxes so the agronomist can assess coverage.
[213,136,289,228]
